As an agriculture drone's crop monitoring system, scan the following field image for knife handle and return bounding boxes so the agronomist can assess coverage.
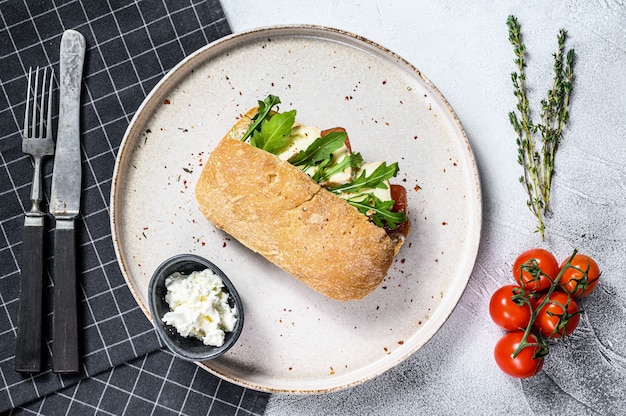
[52,219,79,373]
[15,216,45,373]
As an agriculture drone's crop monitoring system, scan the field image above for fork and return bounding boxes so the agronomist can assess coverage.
[15,67,55,373]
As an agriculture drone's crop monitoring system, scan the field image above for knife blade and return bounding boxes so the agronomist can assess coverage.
[49,29,86,373]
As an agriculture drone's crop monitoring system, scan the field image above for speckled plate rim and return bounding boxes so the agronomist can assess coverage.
[110,24,482,394]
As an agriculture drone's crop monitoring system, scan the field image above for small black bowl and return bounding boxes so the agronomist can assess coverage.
[148,254,244,361]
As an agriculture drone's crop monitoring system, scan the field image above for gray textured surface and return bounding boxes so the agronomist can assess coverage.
[222,0,626,414]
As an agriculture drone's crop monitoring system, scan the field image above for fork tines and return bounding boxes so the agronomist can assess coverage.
[23,67,55,152]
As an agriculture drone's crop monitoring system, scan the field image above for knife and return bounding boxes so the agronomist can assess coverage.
[49,29,86,373]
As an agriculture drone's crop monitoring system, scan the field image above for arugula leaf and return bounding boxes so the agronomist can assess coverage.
[241,94,281,142]
[328,162,399,194]
[312,152,364,183]
[250,109,296,154]
[289,131,347,168]
[346,193,407,229]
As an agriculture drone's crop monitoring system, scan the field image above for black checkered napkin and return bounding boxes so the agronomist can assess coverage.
[0,1,269,414]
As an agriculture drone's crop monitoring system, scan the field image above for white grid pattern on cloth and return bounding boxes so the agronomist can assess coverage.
[0,0,269,414]
[8,350,266,416]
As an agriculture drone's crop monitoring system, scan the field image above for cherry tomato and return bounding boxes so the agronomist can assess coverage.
[489,285,532,331]
[513,248,559,292]
[559,254,601,297]
[494,331,544,378]
[534,291,580,338]
[390,184,408,215]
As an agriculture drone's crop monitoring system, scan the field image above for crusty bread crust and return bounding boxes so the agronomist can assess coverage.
[195,108,400,301]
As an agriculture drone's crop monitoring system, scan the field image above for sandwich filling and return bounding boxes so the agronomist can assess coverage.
[236,95,408,232]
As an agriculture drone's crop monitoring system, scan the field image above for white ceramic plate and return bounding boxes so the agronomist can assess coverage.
[111,25,481,393]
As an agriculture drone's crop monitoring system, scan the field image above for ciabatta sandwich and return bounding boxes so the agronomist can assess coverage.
[195,95,411,301]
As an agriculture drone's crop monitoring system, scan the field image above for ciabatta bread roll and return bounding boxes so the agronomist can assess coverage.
[195,104,409,301]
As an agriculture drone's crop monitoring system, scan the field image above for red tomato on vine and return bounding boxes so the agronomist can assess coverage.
[489,285,532,331]
[534,291,580,338]
[494,331,545,378]
[512,248,560,292]
[559,254,601,297]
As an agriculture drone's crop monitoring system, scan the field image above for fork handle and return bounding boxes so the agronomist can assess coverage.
[29,156,45,214]
[52,219,79,373]
[15,215,45,373]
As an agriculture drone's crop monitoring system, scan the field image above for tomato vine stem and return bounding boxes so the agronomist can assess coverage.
[511,248,578,359]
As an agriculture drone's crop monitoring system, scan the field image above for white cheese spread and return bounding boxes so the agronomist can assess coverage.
[162,269,237,347]
[276,124,321,161]
[276,124,353,186]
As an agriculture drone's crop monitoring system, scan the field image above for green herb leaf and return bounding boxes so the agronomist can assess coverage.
[250,109,296,154]
[241,94,281,142]
[346,193,407,229]
[312,152,364,183]
[328,162,399,194]
[289,131,347,168]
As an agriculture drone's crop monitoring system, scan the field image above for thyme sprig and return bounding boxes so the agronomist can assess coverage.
[507,15,575,241]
